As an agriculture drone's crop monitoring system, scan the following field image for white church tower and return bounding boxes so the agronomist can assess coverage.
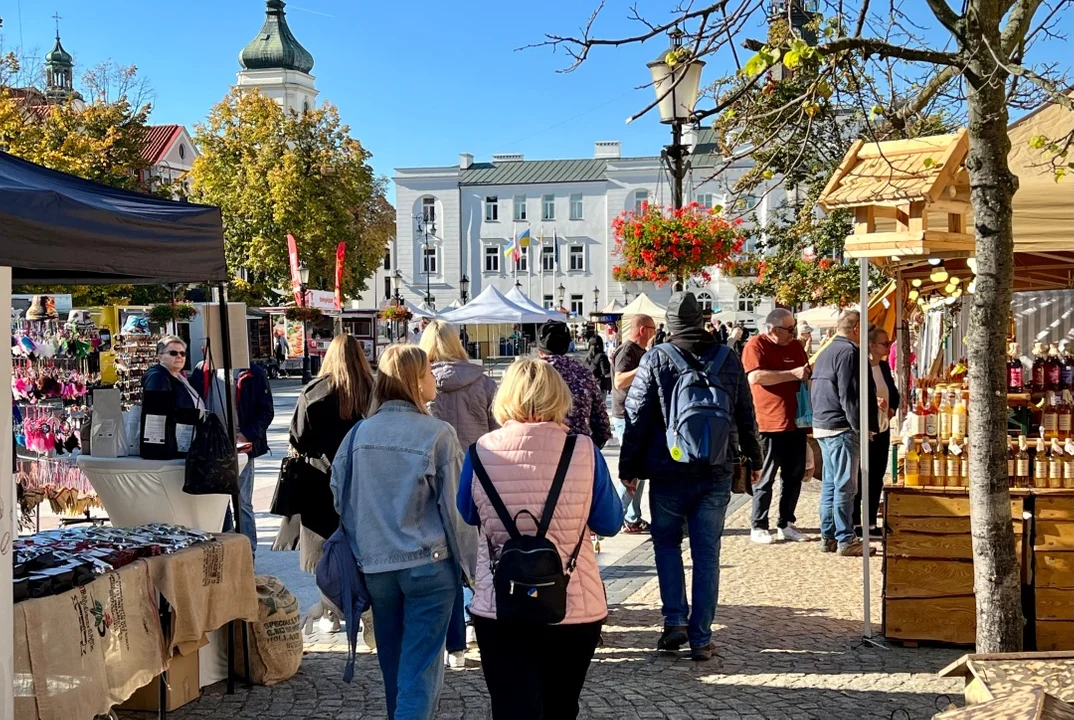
[235,0,318,114]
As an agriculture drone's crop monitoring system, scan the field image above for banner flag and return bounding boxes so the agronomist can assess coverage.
[287,234,304,307]
[334,242,346,312]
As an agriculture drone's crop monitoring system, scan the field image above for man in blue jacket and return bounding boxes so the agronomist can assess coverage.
[621,292,763,662]
[809,311,878,557]
[192,361,274,555]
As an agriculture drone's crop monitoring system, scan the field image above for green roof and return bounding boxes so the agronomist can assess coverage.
[239,0,314,74]
[45,37,72,67]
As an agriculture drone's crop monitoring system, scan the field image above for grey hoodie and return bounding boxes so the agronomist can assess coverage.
[427,360,499,447]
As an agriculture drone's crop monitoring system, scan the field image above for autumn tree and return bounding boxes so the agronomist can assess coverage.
[189,89,394,304]
[538,0,1072,651]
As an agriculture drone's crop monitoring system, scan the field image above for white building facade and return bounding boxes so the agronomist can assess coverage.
[381,133,778,327]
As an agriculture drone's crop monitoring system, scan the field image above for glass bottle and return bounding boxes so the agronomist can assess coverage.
[952,390,968,441]
[1048,438,1064,489]
[932,440,947,486]
[1062,344,1074,390]
[947,440,962,486]
[1063,438,1074,489]
[1047,343,1063,392]
[919,438,934,486]
[960,441,970,487]
[939,386,953,443]
[904,438,920,486]
[1007,342,1024,393]
[1032,343,1047,392]
[1033,435,1049,488]
[1058,390,1072,441]
[1007,439,1016,487]
[913,389,927,438]
[924,389,938,439]
[1043,392,1059,440]
[1015,435,1031,488]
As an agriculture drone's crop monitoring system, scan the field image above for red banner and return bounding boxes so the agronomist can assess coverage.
[334,242,346,312]
[287,233,304,307]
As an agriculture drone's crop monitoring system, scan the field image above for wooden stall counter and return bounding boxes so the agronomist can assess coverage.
[883,484,1074,649]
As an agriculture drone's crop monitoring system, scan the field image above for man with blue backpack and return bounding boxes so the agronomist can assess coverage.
[621,292,763,662]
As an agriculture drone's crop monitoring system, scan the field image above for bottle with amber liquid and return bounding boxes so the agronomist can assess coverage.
[919,438,934,486]
[932,441,947,486]
[1007,440,1017,488]
[923,389,939,439]
[1047,343,1063,392]
[947,440,962,487]
[1064,438,1074,489]
[1016,435,1031,488]
[1007,343,1025,393]
[1033,435,1050,488]
[952,390,968,441]
[938,387,953,443]
[904,438,920,486]
[960,441,970,487]
[1032,343,1047,392]
[1048,438,1064,489]
[1058,390,1072,441]
[1043,392,1060,440]
[913,389,928,437]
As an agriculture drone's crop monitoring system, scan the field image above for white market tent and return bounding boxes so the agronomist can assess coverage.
[795,305,842,329]
[406,300,439,319]
[619,293,667,322]
[444,298,463,310]
[505,286,561,321]
[599,299,624,314]
[439,285,552,325]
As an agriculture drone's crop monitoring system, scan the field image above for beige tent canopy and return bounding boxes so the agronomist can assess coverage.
[619,293,667,322]
[598,299,624,314]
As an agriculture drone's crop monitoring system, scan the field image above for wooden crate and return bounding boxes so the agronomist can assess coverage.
[1037,622,1074,651]
[886,557,975,598]
[886,595,977,644]
[1033,495,1074,650]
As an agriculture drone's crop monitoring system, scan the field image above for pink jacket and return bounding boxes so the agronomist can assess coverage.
[468,422,608,624]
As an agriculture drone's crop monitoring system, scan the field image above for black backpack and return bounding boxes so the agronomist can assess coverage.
[468,435,585,625]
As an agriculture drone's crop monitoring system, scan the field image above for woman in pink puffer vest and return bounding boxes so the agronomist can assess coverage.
[457,359,623,720]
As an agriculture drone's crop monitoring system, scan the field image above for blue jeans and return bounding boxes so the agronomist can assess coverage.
[446,583,473,653]
[612,418,645,525]
[222,455,257,555]
[649,475,732,648]
[365,560,458,720]
[817,432,860,546]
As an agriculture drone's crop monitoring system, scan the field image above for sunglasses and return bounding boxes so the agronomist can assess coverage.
[165,350,187,358]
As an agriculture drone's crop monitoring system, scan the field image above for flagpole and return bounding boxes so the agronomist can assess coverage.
[527,225,533,298]
[512,222,517,283]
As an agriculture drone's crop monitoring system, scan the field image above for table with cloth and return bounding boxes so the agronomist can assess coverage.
[12,533,257,720]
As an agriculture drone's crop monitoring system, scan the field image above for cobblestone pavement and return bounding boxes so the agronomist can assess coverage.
[129,478,967,720]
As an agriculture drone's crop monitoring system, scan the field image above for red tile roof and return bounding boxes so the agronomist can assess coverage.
[140,124,183,165]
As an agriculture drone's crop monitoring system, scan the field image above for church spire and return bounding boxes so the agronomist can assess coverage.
[44,12,82,103]
[239,0,315,74]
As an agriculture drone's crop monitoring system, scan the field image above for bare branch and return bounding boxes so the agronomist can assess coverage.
[818,36,962,65]
[922,0,963,36]
[889,65,964,129]
[1002,0,1047,56]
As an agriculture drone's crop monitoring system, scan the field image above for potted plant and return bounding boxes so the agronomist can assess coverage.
[611,201,745,288]
[378,305,412,323]
[285,306,324,324]
[148,302,198,326]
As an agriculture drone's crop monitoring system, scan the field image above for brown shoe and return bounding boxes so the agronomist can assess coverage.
[838,539,876,557]
[820,538,838,553]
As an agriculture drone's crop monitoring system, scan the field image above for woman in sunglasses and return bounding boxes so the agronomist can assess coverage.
[142,335,204,411]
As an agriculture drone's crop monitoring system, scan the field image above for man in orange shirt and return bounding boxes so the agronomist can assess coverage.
[741,308,811,544]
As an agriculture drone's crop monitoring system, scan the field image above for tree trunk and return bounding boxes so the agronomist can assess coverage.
[964,12,1024,653]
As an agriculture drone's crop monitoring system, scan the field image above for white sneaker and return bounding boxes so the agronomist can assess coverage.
[447,650,466,669]
[465,625,477,648]
[750,528,774,545]
[317,613,341,634]
[778,524,809,543]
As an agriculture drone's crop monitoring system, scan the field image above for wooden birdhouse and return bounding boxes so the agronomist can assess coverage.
[818,129,973,260]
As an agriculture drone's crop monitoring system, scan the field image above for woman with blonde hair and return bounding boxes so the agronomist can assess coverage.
[420,320,498,667]
[457,359,623,719]
[331,344,476,720]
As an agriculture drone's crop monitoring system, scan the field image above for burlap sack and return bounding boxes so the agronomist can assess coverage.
[233,575,303,686]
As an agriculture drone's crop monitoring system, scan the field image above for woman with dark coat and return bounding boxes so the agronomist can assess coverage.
[585,334,612,395]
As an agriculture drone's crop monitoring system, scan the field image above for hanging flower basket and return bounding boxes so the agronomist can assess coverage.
[285,306,324,323]
[379,305,412,323]
[722,257,765,278]
[148,302,198,325]
[611,202,745,286]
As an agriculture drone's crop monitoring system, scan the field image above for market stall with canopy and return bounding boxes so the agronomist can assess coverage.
[0,149,235,717]
[505,286,561,321]
[439,286,552,358]
[618,293,667,323]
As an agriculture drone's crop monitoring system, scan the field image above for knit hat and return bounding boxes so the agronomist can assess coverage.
[665,292,704,335]
[537,321,571,355]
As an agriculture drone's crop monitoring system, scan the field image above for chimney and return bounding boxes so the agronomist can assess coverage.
[492,153,525,163]
[594,141,621,159]
[459,152,473,170]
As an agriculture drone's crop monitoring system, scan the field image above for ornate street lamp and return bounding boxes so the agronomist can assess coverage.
[557,283,567,319]
[460,274,470,304]
[415,213,436,312]
[391,269,403,304]
[593,285,600,312]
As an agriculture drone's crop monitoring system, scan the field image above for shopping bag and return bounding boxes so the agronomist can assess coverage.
[183,412,239,495]
[90,388,127,458]
[795,382,813,429]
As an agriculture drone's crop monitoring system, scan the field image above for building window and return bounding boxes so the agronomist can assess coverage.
[543,294,554,310]
[484,245,500,273]
[697,193,714,209]
[570,294,584,316]
[423,247,438,276]
[422,197,436,223]
[178,144,186,160]
[541,244,555,272]
[383,250,391,271]
[738,296,755,313]
[568,245,584,272]
[634,189,648,213]
[517,245,529,273]
[542,194,555,221]
[383,276,391,300]
[513,195,527,221]
[697,291,714,311]
[485,195,499,222]
[569,193,583,220]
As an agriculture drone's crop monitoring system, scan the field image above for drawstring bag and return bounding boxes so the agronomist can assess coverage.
[183,344,239,495]
[795,381,813,429]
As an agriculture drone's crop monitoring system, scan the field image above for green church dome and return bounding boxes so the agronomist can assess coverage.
[239,0,314,74]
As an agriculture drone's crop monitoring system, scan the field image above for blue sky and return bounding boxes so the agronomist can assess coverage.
[5,0,1070,202]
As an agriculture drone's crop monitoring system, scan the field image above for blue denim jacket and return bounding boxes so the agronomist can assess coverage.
[330,400,478,581]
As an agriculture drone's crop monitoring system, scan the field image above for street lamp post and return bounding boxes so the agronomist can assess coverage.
[390,269,403,341]
[415,214,436,311]
[298,262,312,384]
[647,27,705,290]
[460,275,470,304]
[557,283,567,321]
[593,285,600,312]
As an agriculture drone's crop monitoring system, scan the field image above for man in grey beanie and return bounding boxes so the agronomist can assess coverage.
[621,292,762,662]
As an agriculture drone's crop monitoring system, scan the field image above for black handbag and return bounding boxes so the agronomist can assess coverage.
[182,344,239,496]
[270,453,302,517]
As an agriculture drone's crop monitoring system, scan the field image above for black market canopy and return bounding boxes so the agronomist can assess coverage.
[0,149,227,284]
